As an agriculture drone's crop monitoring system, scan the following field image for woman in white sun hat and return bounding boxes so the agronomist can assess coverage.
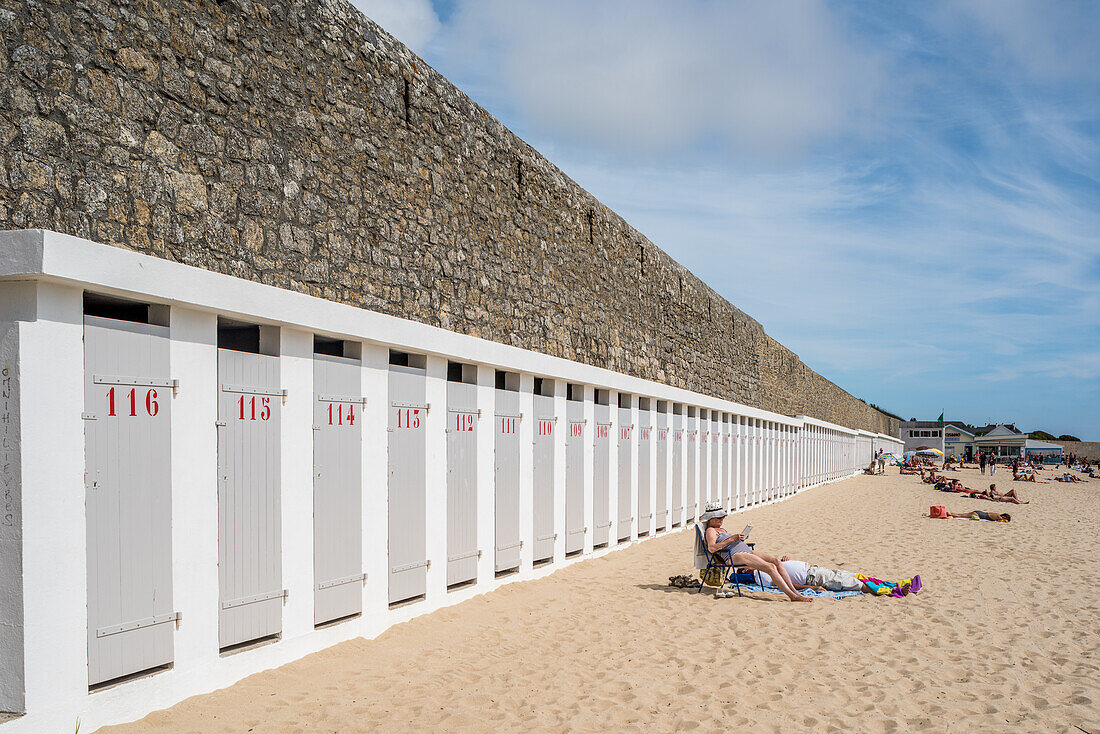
[700,501,811,602]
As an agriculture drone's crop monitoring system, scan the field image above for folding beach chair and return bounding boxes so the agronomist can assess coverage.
[693,523,757,597]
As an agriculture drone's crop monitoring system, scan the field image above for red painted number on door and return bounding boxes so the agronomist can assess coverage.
[237,395,271,421]
[397,408,421,429]
[105,387,161,418]
[327,403,357,426]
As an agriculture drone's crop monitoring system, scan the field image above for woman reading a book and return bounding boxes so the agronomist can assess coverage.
[700,501,811,603]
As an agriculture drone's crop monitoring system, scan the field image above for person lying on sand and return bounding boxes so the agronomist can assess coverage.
[753,558,868,593]
[934,477,965,492]
[1053,473,1084,483]
[970,483,1029,504]
[700,503,811,603]
[944,510,1011,522]
[752,558,923,597]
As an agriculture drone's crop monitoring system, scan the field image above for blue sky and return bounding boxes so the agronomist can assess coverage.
[353,0,1100,440]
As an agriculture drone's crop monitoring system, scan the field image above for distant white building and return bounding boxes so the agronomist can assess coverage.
[943,423,976,460]
[899,420,1063,462]
[968,424,1063,460]
[900,420,944,455]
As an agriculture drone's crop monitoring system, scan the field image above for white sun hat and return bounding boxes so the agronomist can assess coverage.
[698,500,727,523]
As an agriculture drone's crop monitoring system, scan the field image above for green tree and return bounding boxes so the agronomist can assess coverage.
[1030,430,1054,440]
[1057,434,1081,442]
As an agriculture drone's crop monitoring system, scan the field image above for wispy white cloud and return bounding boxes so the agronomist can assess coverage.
[350,0,440,53]
[427,0,884,161]
[950,0,1100,83]
[980,350,1100,383]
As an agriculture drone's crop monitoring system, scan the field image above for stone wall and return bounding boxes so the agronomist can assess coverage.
[1053,442,1100,462]
[0,0,898,436]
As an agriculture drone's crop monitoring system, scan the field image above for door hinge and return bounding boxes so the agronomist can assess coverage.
[96,611,181,638]
[391,559,430,573]
[317,572,367,590]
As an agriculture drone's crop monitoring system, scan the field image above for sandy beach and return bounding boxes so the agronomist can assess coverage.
[100,466,1100,733]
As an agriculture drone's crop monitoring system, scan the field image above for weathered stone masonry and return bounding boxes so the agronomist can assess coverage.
[0,0,899,435]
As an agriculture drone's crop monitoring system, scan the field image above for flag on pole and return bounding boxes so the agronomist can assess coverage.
[937,412,944,427]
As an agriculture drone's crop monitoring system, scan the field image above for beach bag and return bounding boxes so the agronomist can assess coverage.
[700,568,727,587]
[930,506,947,519]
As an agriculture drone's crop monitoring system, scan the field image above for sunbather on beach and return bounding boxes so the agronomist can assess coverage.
[700,503,811,603]
[934,478,965,493]
[945,510,1011,522]
[970,483,1029,503]
[753,558,923,597]
[753,558,869,593]
[989,484,1028,502]
[1053,473,1084,483]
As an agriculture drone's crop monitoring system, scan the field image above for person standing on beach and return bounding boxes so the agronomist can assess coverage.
[979,452,987,475]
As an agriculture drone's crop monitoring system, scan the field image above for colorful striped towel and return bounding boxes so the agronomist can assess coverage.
[746,584,862,599]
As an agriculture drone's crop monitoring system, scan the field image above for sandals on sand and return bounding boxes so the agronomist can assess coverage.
[668,574,701,589]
